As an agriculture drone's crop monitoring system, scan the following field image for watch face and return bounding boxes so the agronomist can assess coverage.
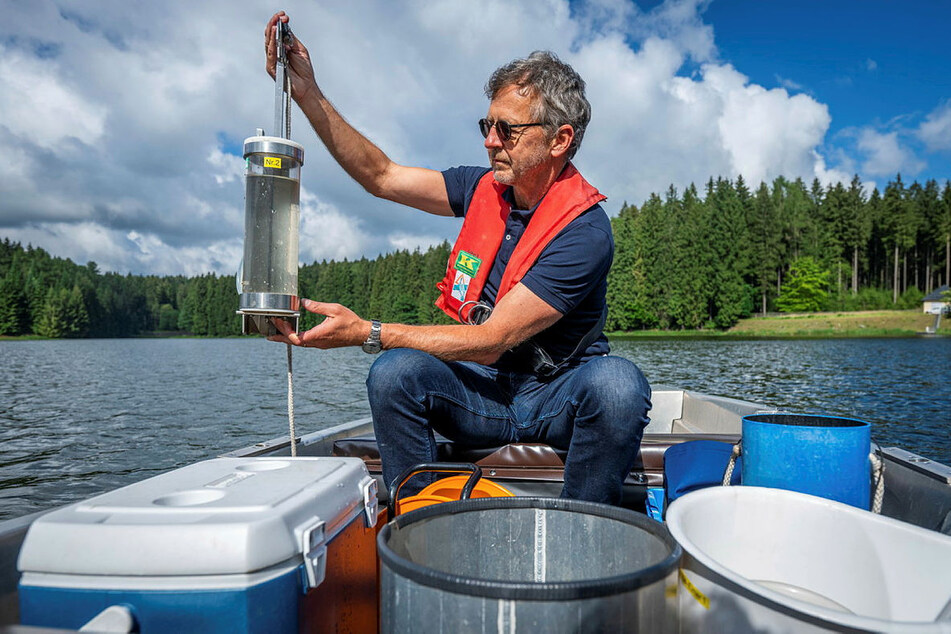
[362,320,382,353]
[362,341,381,354]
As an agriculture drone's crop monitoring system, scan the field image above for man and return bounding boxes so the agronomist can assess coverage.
[265,11,651,505]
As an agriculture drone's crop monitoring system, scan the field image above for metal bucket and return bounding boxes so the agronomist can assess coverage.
[377,497,681,633]
[742,413,871,509]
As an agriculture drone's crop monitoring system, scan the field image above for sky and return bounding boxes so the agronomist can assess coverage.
[1,0,950,277]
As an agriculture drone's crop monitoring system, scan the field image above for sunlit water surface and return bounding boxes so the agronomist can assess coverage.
[1,337,948,520]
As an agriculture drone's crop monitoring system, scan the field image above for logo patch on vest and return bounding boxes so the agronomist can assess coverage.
[451,270,471,302]
[454,251,481,277]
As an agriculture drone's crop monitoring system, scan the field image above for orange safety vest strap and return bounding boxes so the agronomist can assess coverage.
[435,163,606,323]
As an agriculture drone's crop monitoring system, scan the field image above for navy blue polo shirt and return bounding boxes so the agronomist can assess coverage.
[442,165,612,365]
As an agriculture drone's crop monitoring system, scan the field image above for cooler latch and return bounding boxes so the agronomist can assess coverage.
[299,519,327,591]
[362,477,379,528]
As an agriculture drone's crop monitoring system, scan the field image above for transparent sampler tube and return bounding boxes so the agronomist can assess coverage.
[240,136,304,302]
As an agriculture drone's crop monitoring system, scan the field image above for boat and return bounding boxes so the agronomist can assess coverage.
[1,386,950,632]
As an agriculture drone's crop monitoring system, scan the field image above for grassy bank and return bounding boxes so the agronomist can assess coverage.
[610,310,940,340]
[2,310,941,342]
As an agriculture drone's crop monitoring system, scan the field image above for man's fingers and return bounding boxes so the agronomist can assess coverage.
[271,317,295,335]
[268,331,304,346]
[300,298,333,315]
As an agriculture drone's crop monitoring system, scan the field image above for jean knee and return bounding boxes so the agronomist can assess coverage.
[366,349,432,401]
[577,356,651,436]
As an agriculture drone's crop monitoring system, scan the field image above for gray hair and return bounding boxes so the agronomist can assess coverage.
[485,51,591,160]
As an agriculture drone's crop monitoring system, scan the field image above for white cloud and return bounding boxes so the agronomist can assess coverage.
[576,37,837,205]
[297,189,369,264]
[856,128,925,177]
[0,44,106,151]
[388,232,450,252]
[207,148,245,185]
[0,0,868,276]
[918,102,951,152]
[775,75,805,93]
[866,58,878,72]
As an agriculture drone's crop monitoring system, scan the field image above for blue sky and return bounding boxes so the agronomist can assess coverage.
[1,0,949,276]
[705,0,951,181]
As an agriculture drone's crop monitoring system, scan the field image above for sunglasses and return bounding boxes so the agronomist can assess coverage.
[478,118,543,141]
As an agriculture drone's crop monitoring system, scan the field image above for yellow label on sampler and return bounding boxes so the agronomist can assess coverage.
[679,569,710,609]
[264,156,282,169]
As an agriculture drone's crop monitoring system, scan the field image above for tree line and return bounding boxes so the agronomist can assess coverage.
[607,174,951,330]
[1,174,949,338]
[0,238,452,338]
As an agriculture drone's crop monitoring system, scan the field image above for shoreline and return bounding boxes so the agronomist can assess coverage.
[2,310,943,342]
[611,309,942,340]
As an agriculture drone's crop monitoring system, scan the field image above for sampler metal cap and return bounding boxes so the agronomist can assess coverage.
[243,135,305,163]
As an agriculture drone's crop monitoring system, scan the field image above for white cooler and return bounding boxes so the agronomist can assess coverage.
[18,457,379,633]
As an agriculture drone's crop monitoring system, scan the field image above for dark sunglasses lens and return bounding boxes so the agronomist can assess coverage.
[478,119,513,141]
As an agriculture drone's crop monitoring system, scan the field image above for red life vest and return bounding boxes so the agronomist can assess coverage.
[435,163,606,323]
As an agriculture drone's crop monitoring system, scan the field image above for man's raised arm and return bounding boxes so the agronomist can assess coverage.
[265,12,452,216]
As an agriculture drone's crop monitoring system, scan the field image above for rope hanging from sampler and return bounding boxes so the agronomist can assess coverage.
[287,343,297,457]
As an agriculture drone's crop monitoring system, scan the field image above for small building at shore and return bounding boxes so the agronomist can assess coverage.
[923,285,950,314]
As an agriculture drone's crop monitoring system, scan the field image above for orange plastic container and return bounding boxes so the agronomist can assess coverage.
[396,476,513,515]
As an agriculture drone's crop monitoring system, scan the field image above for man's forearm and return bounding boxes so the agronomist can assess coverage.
[380,322,518,365]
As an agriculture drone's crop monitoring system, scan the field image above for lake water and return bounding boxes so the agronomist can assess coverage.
[1,337,949,521]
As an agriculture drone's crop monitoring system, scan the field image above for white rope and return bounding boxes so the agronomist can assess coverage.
[870,449,885,514]
[722,441,741,486]
[287,343,297,457]
[718,440,884,514]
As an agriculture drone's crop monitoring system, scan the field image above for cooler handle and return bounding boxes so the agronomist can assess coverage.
[361,476,379,528]
[298,518,326,592]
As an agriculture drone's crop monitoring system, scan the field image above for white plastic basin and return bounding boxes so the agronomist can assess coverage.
[666,486,951,633]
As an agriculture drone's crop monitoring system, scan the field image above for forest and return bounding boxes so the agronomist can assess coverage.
[1,174,949,338]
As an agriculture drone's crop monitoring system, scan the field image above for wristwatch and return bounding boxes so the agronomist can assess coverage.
[361,319,382,354]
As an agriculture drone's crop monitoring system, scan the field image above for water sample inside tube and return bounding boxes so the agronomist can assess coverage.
[243,172,300,296]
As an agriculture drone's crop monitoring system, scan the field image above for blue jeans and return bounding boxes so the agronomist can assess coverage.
[367,349,651,505]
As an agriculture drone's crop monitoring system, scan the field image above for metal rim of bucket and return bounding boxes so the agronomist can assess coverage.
[742,413,870,428]
[377,496,682,601]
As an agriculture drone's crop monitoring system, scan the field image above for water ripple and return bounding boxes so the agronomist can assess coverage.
[0,337,948,520]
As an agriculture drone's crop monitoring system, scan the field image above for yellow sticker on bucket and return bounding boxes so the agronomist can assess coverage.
[264,157,282,169]
[680,569,710,610]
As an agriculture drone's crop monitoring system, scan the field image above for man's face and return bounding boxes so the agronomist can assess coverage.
[484,85,553,187]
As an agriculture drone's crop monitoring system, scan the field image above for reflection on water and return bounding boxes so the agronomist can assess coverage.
[613,337,951,466]
[0,339,374,520]
[1,337,949,520]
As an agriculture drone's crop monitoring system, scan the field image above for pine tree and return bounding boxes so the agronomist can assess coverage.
[842,175,871,294]
[606,203,641,330]
[708,178,752,328]
[750,182,781,315]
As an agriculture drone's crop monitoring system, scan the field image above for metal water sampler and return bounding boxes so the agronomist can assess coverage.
[237,21,304,336]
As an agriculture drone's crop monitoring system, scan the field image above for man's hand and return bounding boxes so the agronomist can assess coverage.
[265,11,317,103]
[268,298,370,349]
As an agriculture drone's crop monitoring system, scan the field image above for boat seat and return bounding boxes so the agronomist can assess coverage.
[332,432,741,488]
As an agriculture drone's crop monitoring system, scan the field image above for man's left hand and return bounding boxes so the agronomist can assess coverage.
[268,298,370,349]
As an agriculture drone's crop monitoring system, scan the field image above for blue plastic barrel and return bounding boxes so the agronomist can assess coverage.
[741,413,871,509]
